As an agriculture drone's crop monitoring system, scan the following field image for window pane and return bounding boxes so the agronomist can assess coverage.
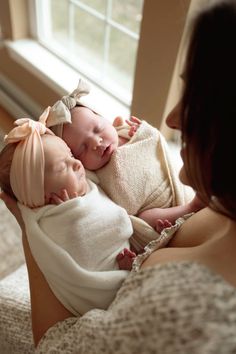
[73,6,105,72]
[50,0,69,46]
[79,0,107,14]
[111,0,144,34]
[108,27,138,93]
[35,0,144,105]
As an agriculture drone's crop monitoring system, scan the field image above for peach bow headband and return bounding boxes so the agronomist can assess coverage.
[4,107,54,208]
[46,78,91,137]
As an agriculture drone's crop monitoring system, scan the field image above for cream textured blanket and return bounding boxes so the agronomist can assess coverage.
[19,180,132,316]
[96,120,193,215]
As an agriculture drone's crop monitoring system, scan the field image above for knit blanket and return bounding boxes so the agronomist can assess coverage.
[19,180,132,316]
[96,121,193,216]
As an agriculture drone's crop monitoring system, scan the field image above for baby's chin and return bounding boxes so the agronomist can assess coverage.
[86,156,111,171]
[75,179,89,196]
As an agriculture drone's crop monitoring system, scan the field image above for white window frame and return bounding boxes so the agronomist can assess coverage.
[28,0,143,109]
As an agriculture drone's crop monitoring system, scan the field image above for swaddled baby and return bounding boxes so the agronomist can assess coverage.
[0,108,134,316]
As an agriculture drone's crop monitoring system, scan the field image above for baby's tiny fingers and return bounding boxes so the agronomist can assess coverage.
[125,119,132,127]
[72,191,79,199]
[113,116,124,127]
[128,126,136,137]
[116,251,125,261]
[61,189,70,201]
[163,219,172,228]
[50,193,63,205]
[156,219,164,227]
[130,116,141,124]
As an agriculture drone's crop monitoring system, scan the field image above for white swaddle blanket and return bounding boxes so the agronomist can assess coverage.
[96,120,194,215]
[19,179,132,316]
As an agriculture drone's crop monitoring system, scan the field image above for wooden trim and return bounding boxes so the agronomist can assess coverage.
[0,0,29,40]
[131,0,191,130]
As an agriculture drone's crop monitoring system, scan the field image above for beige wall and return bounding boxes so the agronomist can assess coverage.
[0,47,60,107]
[132,0,191,131]
[0,0,29,39]
[0,0,61,109]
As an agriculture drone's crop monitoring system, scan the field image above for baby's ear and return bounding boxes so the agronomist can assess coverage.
[113,116,124,127]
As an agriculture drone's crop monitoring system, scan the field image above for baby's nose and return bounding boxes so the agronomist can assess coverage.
[92,137,103,151]
[73,159,82,170]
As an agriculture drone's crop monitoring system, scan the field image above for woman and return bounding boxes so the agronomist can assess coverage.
[1,0,236,352]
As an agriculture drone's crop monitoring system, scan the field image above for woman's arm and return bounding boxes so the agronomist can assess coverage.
[0,192,73,347]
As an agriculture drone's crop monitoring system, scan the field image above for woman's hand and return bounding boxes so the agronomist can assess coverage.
[0,191,73,346]
[0,191,25,231]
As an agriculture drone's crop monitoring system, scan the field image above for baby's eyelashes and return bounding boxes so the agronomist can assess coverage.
[54,162,67,173]
[93,123,104,134]
[93,127,100,134]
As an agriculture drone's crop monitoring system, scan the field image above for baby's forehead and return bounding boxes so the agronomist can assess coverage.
[72,106,103,120]
[42,134,69,150]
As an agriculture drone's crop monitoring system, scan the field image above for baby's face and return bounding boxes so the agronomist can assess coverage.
[42,135,88,203]
[62,107,119,170]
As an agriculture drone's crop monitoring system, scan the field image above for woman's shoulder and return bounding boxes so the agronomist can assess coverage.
[115,261,236,338]
[124,261,236,302]
[37,261,236,354]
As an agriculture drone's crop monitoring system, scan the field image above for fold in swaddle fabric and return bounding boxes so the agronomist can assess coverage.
[19,180,132,316]
[96,120,193,215]
[96,121,194,251]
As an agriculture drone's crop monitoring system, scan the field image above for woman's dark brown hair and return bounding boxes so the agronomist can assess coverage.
[0,143,17,199]
[181,0,236,218]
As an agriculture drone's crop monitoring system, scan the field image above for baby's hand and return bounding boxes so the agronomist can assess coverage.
[155,219,172,233]
[126,116,141,137]
[116,248,136,271]
[113,116,124,127]
[50,189,79,205]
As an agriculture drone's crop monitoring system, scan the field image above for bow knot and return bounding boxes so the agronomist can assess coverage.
[4,107,51,144]
[46,78,91,137]
[61,95,77,110]
[4,119,47,144]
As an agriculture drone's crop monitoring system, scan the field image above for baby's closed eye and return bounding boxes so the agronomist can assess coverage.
[93,123,104,134]
[55,162,67,173]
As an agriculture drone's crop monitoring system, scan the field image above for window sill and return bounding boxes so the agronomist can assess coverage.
[5,39,129,119]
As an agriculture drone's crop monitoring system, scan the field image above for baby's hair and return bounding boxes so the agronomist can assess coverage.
[0,143,17,199]
[73,105,102,118]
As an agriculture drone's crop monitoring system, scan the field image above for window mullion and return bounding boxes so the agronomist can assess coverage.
[107,19,138,40]
[37,0,52,40]
[69,0,75,53]
[103,0,112,81]
[70,0,105,21]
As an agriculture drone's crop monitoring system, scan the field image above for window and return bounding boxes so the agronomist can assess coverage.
[31,0,144,107]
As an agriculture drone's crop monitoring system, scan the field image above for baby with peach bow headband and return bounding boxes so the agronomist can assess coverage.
[3,107,54,208]
[0,108,136,316]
